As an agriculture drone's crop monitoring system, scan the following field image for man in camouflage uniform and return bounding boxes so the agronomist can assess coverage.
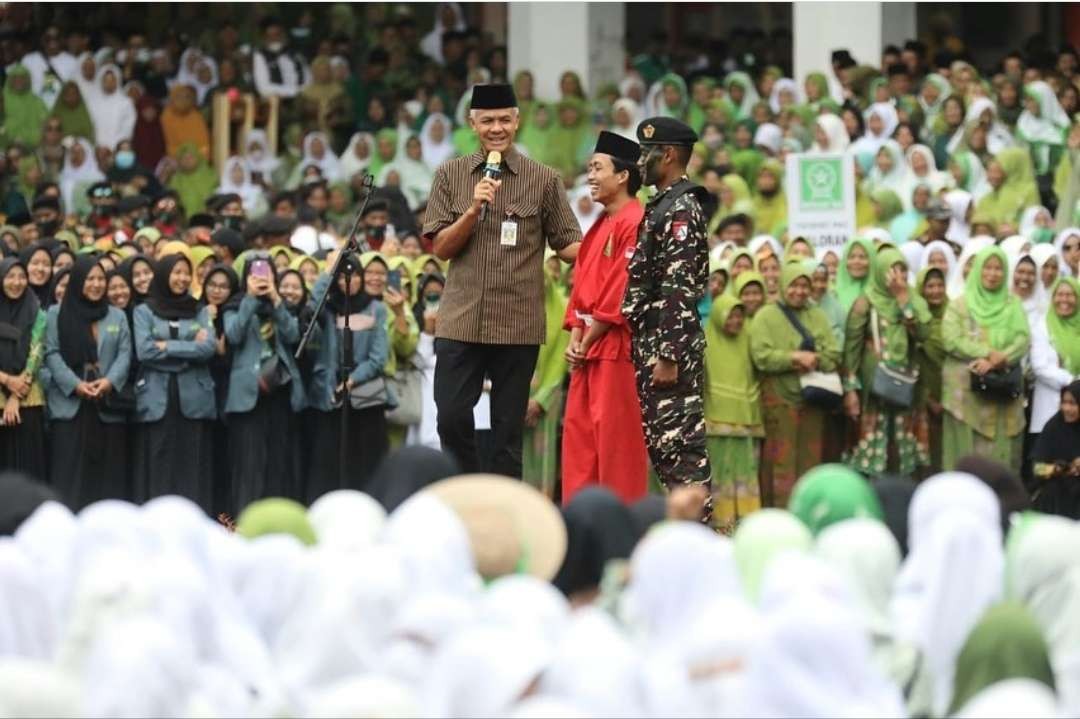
[622,116,711,519]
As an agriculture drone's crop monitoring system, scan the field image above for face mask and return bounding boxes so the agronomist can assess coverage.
[36,219,58,237]
[221,215,245,231]
[1032,227,1055,245]
[367,225,386,239]
[115,150,135,169]
[424,293,441,305]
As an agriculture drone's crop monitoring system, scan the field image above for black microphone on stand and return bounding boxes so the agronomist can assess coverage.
[479,150,502,222]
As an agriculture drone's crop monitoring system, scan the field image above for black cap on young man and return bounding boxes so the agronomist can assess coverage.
[593,130,640,162]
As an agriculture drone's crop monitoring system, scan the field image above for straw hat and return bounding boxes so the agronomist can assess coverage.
[425,474,568,581]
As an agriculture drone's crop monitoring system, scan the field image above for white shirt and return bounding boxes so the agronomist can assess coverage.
[21,50,76,93]
[252,49,305,98]
[1030,320,1077,433]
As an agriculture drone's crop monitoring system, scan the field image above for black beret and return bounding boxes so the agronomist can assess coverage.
[116,194,150,213]
[636,117,698,147]
[31,195,60,212]
[470,83,517,110]
[594,131,640,163]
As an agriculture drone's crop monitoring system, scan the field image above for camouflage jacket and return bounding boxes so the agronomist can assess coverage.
[621,177,709,361]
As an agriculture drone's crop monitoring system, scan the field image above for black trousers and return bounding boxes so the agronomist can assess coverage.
[434,339,538,478]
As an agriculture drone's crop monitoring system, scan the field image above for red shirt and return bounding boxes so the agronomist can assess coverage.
[563,199,643,361]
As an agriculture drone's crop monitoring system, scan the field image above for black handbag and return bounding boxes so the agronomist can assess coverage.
[777,303,844,410]
[970,363,1023,401]
[83,364,136,413]
[869,309,918,409]
[257,355,291,395]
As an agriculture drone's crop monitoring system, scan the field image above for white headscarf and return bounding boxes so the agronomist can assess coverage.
[568,184,602,233]
[1019,205,1053,240]
[303,675,420,718]
[306,490,386,555]
[753,123,783,156]
[0,540,58,661]
[901,144,953,197]
[88,63,136,149]
[865,139,908,198]
[73,51,99,104]
[338,132,375,182]
[242,128,280,176]
[217,156,263,215]
[1000,234,1033,261]
[900,241,925,284]
[611,97,642,140]
[0,658,81,717]
[419,112,455,170]
[890,472,1004,718]
[965,96,1016,155]
[1054,227,1080,276]
[420,3,466,64]
[58,137,104,213]
[812,113,850,153]
[299,131,340,183]
[768,77,800,115]
[859,102,899,151]
[479,575,569,639]
[948,234,995,299]
[944,188,974,246]
[918,240,958,285]
[739,595,907,718]
[1030,243,1062,291]
[1018,81,1070,145]
[954,678,1065,719]
[381,493,480,599]
[748,234,784,261]
[189,55,218,106]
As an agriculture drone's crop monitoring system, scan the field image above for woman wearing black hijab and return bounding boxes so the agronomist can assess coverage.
[116,255,155,307]
[222,254,304,510]
[552,487,640,605]
[1032,380,1080,518]
[43,256,132,508]
[200,263,240,512]
[131,254,217,512]
[0,258,47,479]
[44,265,70,308]
[306,252,390,502]
[18,244,53,306]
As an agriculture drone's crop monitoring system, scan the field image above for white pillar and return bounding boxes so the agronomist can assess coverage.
[881,3,917,50]
[794,1,884,85]
[508,2,625,101]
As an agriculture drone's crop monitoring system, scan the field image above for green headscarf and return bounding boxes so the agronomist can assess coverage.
[708,173,755,232]
[733,508,813,601]
[724,72,760,121]
[236,497,317,546]
[947,603,1056,715]
[168,142,219,219]
[779,260,812,300]
[49,80,95,142]
[548,98,591,180]
[1,64,48,149]
[916,265,949,321]
[14,156,39,201]
[517,102,553,166]
[686,77,716,133]
[367,127,398,180]
[655,72,689,120]
[787,463,884,536]
[835,237,876,312]
[725,250,758,295]
[965,246,1030,349]
[1045,277,1080,374]
[870,188,903,226]
[705,294,758,427]
[864,246,907,317]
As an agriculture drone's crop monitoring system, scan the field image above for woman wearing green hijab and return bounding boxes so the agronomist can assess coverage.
[1,65,49,150]
[870,187,904,230]
[517,102,554,166]
[367,127,398,182]
[724,71,761,122]
[915,266,949,473]
[752,159,787,237]
[648,72,689,121]
[797,72,832,125]
[732,508,812,601]
[707,173,755,234]
[835,237,877,314]
[732,269,767,321]
[788,463,883,536]
[842,247,932,476]
[751,262,841,506]
[49,81,95,144]
[941,246,1031,472]
[1018,80,1069,177]
[686,76,715,134]
[522,252,570,498]
[168,142,218,219]
[730,120,764,188]
[705,295,763,527]
[235,497,317,545]
[947,603,1056,715]
[513,70,537,127]
[975,147,1041,235]
[548,98,592,183]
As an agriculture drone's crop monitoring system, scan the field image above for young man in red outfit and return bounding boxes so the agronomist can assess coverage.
[561,131,649,504]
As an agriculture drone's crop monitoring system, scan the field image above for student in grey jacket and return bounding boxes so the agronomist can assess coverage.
[44,257,131,509]
[306,252,390,502]
[223,254,305,510]
[131,254,217,512]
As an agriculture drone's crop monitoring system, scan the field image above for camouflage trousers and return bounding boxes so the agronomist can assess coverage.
[631,336,711,519]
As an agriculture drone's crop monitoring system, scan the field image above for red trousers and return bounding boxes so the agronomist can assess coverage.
[561,358,648,505]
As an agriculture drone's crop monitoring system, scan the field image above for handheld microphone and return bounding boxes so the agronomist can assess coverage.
[479,150,502,222]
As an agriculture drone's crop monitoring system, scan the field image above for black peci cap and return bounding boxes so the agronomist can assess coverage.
[594,131,640,163]
[469,83,517,110]
[636,117,698,147]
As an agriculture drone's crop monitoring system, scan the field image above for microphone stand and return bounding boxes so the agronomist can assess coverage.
[294,172,376,486]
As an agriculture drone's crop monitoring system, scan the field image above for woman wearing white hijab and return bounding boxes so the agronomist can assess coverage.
[1054,227,1080,277]
[242,128,280,181]
[919,240,958,284]
[753,123,783,156]
[189,55,219,107]
[738,595,907,718]
[58,136,104,214]
[419,112,455,170]
[811,113,850,153]
[567,183,602,233]
[890,472,1004,718]
[0,541,58,661]
[377,134,433,210]
[610,97,641,141]
[944,188,974,246]
[850,102,900,158]
[864,139,909,200]
[1000,234,1033,262]
[338,131,375,182]
[420,3,466,64]
[899,144,953,200]
[747,234,784,262]
[1018,205,1054,243]
[1030,244,1062,293]
[768,77,800,115]
[947,235,995,299]
[88,64,135,150]
[964,97,1016,155]
[1018,81,1070,174]
[288,131,340,186]
[217,156,267,217]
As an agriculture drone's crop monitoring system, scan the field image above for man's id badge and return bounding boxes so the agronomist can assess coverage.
[500,219,518,247]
